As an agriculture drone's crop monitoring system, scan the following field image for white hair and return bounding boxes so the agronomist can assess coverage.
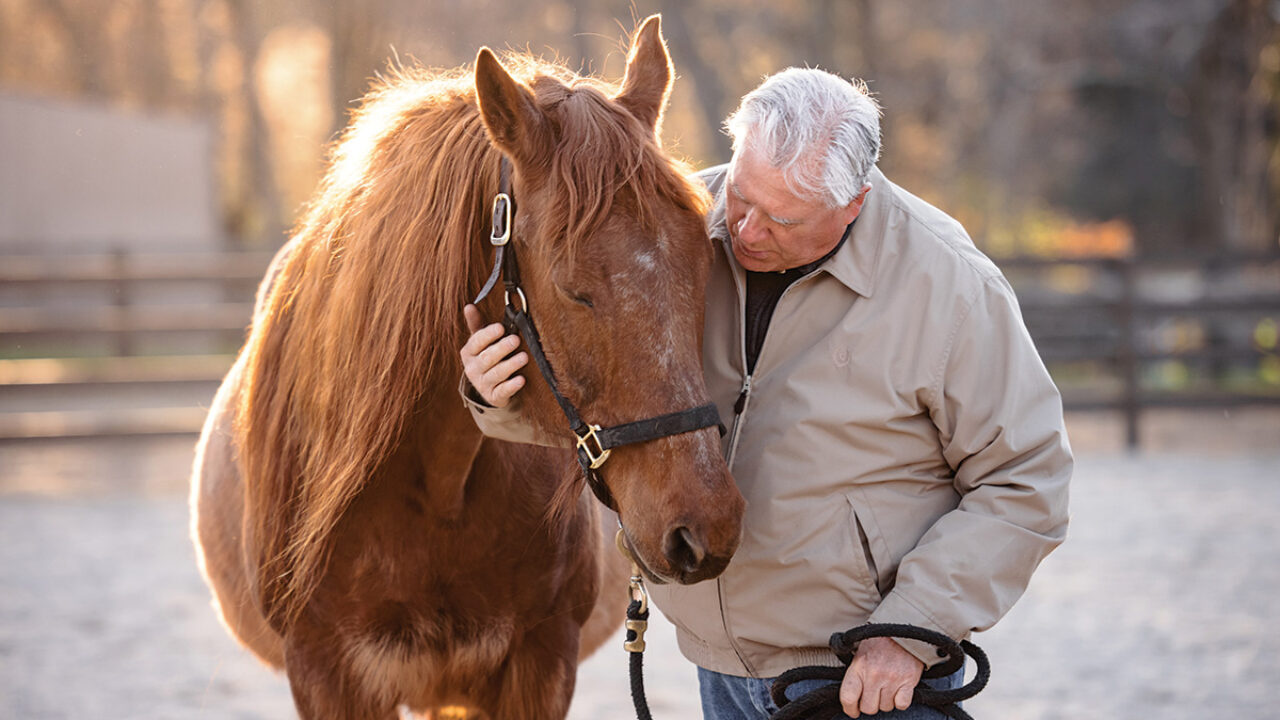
[725,67,882,208]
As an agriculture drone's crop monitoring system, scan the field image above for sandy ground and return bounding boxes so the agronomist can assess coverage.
[1,408,1277,719]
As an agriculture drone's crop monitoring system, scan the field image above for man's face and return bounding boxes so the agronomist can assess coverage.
[725,141,866,273]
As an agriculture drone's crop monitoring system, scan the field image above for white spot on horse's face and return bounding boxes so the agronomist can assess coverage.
[617,233,702,404]
[635,249,658,274]
[618,246,664,304]
[658,320,681,370]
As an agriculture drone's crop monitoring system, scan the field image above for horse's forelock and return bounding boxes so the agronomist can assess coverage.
[534,79,709,266]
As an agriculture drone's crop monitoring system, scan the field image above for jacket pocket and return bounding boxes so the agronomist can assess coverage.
[847,497,885,599]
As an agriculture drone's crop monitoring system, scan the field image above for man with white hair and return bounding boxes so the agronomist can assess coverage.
[461,68,1072,719]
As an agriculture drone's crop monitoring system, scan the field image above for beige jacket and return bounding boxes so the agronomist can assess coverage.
[464,165,1072,678]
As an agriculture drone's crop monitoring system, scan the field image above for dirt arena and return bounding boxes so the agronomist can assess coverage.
[1,408,1276,719]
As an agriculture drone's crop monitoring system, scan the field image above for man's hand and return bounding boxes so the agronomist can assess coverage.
[839,636,924,717]
[461,304,528,407]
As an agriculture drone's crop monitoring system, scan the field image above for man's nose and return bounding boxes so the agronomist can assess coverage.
[736,207,764,243]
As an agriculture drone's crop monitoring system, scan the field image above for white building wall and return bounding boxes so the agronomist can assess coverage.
[0,93,220,252]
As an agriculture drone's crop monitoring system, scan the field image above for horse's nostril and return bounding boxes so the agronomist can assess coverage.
[663,526,706,574]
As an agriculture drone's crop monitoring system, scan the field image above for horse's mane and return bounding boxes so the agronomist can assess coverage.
[235,52,709,627]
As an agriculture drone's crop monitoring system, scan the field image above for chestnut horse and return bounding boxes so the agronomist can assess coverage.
[190,16,743,720]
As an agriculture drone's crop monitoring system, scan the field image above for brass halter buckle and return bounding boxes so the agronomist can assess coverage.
[616,529,649,653]
[575,423,612,469]
[624,573,649,653]
[490,192,512,246]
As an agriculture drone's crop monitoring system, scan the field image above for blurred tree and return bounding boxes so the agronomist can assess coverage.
[1050,0,1278,253]
[2,0,1275,253]
[220,0,283,243]
[656,1,730,159]
[133,0,168,107]
[1188,0,1279,251]
[327,0,387,129]
[42,0,110,96]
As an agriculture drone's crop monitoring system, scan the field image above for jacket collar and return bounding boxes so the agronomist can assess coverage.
[706,165,888,298]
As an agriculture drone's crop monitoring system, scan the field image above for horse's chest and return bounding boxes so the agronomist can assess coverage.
[346,611,517,702]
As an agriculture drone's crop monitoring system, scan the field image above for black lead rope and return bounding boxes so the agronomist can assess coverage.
[769,624,991,720]
[626,596,654,720]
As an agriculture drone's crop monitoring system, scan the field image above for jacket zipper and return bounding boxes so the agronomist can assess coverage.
[718,255,755,676]
[727,270,817,468]
[725,375,751,469]
[718,268,824,677]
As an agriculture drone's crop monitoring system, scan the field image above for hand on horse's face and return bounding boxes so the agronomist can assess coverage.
[462,304,528,407]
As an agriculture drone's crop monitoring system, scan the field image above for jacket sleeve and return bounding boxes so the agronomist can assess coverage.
[457,378,569,447]
[868,274,1072,665]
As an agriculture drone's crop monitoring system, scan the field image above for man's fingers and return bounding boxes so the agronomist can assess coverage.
[839,673,913,718]
[486,352,528,386]
[894,684,913,711]
[841,636,924,717]
[463,322,509,357]
[463,304,484,334]
[840,672,863,718]
[459,306,527,407]
[860,687,881,716]
[489,375,526,406]
[477,334,521,370]
[878,686,897,713]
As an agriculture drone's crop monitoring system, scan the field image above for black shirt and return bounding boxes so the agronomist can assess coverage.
[742,221,854,376]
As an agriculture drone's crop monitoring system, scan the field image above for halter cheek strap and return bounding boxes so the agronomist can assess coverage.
[474,159,519,332]
[473,156,722,511]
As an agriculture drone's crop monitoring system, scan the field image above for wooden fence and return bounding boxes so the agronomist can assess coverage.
[2,248,1278,445]
[1000,252,1280,446]
[0,249,272,439]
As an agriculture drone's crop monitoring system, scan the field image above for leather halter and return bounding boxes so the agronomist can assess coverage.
[473,157,722,511]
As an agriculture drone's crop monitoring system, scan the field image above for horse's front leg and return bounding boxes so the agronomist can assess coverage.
[284,627,400,720]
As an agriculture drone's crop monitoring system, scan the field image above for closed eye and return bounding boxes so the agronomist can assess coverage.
[555,284,595,308]
[731,179,800,226]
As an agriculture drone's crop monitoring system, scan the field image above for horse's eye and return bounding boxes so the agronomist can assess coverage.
[553,280,595,308]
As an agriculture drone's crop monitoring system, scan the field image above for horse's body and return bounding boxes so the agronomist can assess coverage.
[191,17,743,720]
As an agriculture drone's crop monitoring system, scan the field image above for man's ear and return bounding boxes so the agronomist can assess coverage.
[842,183,873,224]
[614,15,672,136]
[475,47,550,166]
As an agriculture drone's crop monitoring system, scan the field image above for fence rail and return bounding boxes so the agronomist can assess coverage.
[998,252,1280,446]
[0,249,270,438]
[0,250,276,284]
[2,248,1278,444]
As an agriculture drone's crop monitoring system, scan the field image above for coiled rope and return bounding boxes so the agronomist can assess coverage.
[769,623,990,720]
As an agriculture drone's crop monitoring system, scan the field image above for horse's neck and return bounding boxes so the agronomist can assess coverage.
[395,379,489,520]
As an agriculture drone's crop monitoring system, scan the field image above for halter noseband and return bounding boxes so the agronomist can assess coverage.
[473,157,722,511]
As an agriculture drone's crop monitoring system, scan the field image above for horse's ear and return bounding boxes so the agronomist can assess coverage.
[475,47,549,165]
[615,14,672,136]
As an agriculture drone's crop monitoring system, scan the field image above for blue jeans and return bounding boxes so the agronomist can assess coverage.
[698,665,964,720]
